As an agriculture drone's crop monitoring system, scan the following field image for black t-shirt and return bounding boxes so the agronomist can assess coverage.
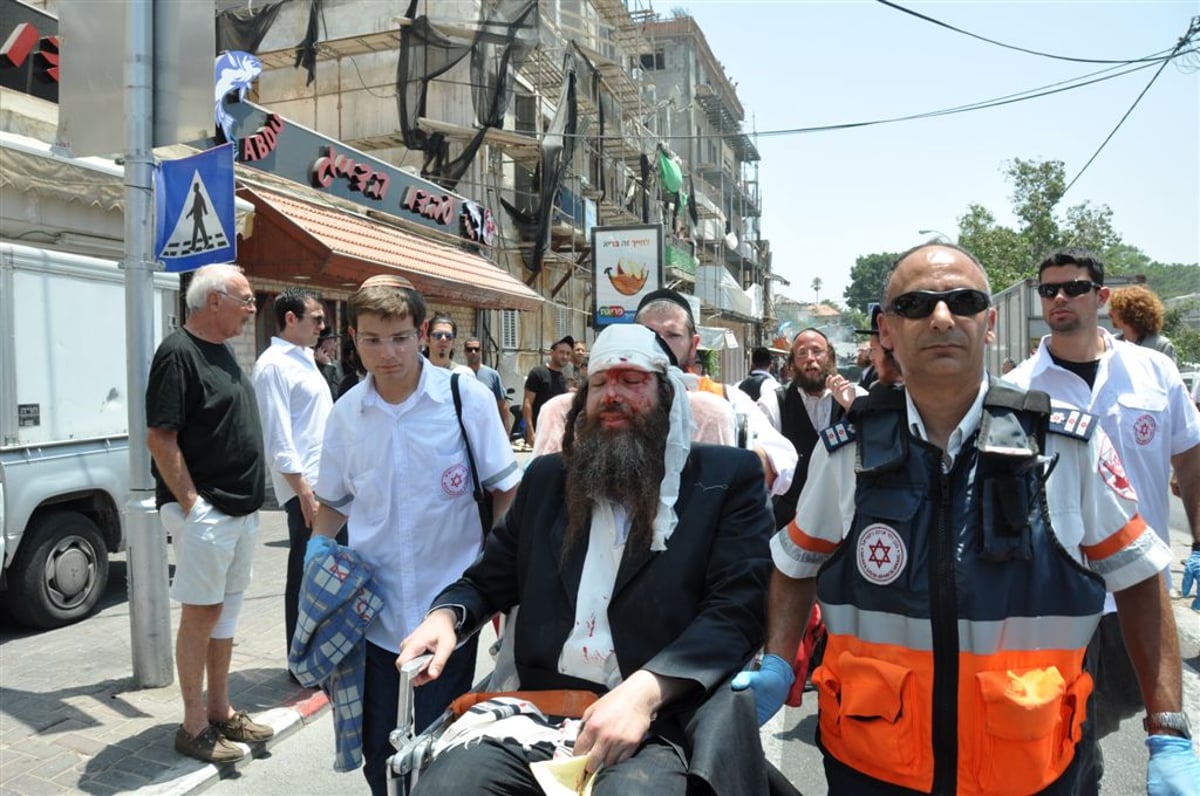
[524,365,567,427]
[1048,351,1100,390]
[146,329,265,516]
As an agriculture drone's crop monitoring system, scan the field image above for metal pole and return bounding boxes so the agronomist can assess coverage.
[125,0,173,687]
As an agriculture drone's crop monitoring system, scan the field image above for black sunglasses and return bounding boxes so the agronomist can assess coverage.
[464,346,481,352]
[887,289,990,319]
[1036,280,1100,300]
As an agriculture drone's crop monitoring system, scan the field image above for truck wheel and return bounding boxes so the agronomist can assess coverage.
[6,511,109,629]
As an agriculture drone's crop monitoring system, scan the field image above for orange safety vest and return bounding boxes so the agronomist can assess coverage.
[813,385,1106,795]
[696,375,728,399]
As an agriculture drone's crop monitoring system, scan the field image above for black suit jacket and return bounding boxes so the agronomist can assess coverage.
[433,444,775,794]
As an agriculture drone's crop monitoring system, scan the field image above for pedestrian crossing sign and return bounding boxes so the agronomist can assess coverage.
[154,143,236,272]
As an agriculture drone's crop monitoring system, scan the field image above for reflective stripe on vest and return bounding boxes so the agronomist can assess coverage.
[821,603,1099,654]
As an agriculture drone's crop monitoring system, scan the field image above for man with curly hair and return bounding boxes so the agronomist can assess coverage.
[1109,283,1177,365]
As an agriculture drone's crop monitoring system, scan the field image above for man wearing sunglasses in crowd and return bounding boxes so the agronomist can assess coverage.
[425,312,477,380]
[463,335,512,432]
[1003,248,1200,790]
[735,243,1196,794]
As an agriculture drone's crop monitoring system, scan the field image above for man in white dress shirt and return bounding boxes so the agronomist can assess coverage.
[252,288,335,656]
[307,275,520,795]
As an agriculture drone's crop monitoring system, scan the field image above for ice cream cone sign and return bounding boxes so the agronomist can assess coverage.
[605,260,648,296]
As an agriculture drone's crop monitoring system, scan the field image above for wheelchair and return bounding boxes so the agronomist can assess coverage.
[384,631,804,796]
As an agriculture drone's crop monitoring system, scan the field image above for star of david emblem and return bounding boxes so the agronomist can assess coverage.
[867,539,892,567]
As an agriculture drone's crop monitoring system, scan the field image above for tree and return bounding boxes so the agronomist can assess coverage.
[957,204,1029,291]
[842,251,898,313]
[811,277,823,305]
[1165,302,1200,367]
[950,158,1198,294]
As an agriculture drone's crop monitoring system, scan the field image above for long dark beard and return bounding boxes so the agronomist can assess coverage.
[561,384,670,559]
[791,364,829,393]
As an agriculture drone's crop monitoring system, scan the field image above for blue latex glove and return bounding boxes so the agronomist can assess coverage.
[1146,734,1200,796]
[304,534,336,566]
[731,653,795,726]
[1180,550,1200,611]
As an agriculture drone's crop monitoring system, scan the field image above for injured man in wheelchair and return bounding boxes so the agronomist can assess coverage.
[398,323,776,796]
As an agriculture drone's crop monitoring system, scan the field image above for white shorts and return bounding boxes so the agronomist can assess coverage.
[161,498,258,606]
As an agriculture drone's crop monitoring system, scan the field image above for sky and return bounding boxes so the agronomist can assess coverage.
[673,0,1200,308]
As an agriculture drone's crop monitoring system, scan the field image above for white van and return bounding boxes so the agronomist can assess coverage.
[0,243,178,627]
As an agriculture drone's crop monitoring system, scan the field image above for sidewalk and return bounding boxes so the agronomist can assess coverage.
[0,509,331,795]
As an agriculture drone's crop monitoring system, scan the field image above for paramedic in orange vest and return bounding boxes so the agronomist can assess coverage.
[734,243,1197,795]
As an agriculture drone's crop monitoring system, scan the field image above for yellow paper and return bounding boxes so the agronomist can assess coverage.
[529,755,596,796]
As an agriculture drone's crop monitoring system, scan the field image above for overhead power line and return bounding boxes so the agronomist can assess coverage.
[552,56,1169,144]
[1063,16,1200,196]
[874,0,1187,65]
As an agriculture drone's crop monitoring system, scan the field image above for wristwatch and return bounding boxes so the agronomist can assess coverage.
[1144,712,1192,739]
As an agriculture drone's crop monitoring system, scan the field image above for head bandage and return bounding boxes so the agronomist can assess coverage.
[588,325,694,551]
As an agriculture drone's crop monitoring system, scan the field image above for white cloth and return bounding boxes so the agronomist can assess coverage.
[315,359,521,650]
[771,376,1171,595]
[1004,330,1200,605]
[681,374,797,496]
[252,336,334,504]
[558,500,627,688]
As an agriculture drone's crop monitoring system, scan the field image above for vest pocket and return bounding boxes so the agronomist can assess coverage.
[974,666,1072,794]
[816,652,918,772]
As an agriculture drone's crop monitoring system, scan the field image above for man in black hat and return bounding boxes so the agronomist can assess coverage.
[522,334,574,448]
[855,302,902,390]
[634,288,798,498]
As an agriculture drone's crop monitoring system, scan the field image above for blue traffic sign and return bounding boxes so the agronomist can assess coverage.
[154,143,236,272]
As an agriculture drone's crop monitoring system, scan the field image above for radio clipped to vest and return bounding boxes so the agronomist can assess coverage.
[976,385,1052,562]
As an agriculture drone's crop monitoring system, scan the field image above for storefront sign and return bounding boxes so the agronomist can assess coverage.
[211,97,491,245]
[240,113,284,162]
[592,224,663,327]
[0,2,60,103]
[312,145,389,200]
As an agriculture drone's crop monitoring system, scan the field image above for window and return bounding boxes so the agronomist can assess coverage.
[556,304,572,341]
[501,309,519,350]
[639,50,664,71]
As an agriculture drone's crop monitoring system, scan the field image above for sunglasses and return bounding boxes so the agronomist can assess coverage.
[430,331,455,341]
[1036,280,1100,300]
[464,346,481,353]
[888,289,990,319]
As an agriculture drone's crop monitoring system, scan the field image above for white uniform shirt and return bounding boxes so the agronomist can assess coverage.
[714,379,798,496]
[771,377,1171,595]
[316,360,521,650]
[252,336,334,504]
[1004,331,1200,562]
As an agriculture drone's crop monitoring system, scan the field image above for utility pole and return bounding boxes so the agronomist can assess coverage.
[124,0,173,687]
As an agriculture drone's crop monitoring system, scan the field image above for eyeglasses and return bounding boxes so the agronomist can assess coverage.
[430,331,455,341]
[588,369,655,390]
[215,290,255,308]
[793,347,828,361]
[888,289,990,319]
[308,314,326,324]
[464,346,481,353]
[356,330,420,350]
[1036,280,1100,300]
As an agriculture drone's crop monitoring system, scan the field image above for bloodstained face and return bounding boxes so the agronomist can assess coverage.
[584,367,660,430]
